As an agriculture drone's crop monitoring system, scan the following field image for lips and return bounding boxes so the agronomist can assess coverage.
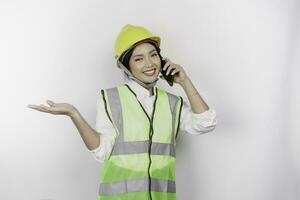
[143,68,156,76]
[143,68,156,73]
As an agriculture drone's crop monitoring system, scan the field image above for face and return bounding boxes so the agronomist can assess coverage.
[129,42,161,84]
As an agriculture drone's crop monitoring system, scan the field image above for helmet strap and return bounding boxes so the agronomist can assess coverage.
[117,60,158,89]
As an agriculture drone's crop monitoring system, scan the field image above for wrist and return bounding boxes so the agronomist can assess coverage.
[179,77,192,88]
[69,107,79,119]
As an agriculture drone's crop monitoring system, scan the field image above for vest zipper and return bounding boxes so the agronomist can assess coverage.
[147,90,157,200]
[124,84,158,200]
[148,123,153,200]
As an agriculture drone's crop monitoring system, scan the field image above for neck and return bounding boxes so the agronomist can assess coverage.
[134,80,154,96]
[148,87,154,96]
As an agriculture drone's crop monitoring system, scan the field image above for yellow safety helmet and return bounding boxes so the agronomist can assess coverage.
[114,24,161,68]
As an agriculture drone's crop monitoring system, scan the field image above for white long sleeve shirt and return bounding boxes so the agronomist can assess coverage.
[87,79,217,163]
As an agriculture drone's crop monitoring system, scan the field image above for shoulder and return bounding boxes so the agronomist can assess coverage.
[156,88,183,102]
[99,84,125,93]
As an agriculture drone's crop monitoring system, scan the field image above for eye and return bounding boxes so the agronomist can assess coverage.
[151,53,158,57]
[135,58,142,61]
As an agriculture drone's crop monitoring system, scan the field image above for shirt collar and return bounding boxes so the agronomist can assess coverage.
[125,78,157,99]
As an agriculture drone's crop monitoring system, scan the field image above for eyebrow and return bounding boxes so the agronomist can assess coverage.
[132,49,157,57]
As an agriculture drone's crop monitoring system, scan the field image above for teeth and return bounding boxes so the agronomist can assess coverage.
[144,69,155,75]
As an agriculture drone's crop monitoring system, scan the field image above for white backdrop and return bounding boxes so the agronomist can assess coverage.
[0,0,299,199]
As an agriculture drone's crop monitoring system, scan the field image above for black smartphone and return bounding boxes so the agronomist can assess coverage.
[160,58,175,86]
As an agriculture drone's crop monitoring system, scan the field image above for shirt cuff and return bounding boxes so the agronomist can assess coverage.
[191,108,217,128]
[86,135,106,163]
[86,145,101,153]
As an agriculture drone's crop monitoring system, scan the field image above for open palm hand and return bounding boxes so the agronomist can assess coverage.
[27,100,77,117]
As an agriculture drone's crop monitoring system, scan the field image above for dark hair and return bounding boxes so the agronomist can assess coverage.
[119,40,162,71]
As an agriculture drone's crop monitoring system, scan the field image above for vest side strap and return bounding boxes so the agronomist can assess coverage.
[166,92,177,145]
[105,87,124,143]
[175,96,183,140]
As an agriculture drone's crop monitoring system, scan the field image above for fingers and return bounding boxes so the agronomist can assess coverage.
[162,58,180,75]
[27,104,50,113]
[167,64,180,75]
[171,67,180,75]
[27,104,39,110]
[27,100,55,113]
[47,100,55,107]
[39,104,51,110]
[166,65,174,75]
[162,57,170,71]
[163,59,171,71]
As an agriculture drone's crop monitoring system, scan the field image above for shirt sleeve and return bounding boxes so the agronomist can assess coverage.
[86,96,116,163]
[179,99,217,135]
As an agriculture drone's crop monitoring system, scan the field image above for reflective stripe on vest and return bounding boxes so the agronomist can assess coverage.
[99,178,176,196]
[111,141,176,157]
[98,84,183,200]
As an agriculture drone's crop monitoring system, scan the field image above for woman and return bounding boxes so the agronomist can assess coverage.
[28,24,217,200]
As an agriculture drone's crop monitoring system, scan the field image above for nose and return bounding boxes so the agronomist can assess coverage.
[145,57,154,68]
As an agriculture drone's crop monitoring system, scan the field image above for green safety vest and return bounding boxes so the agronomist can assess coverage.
[98,84,183,200]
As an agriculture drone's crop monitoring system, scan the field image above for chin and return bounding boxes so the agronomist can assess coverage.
[143,75,159,83]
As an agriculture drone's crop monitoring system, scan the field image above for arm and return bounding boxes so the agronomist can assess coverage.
[27,99,105,154]
[162,58,210,114]
[69,109,100,151]
[179,100,217,135]
[179,77,209,114]
[87,97,117,162]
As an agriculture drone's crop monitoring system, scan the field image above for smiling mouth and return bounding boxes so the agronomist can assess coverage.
[143,68,156,76]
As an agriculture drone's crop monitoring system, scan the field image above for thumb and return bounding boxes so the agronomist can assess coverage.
[47,100,55,107]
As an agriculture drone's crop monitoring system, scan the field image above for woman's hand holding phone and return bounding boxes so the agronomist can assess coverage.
[160,57,189,86]
[160,58,175,86]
